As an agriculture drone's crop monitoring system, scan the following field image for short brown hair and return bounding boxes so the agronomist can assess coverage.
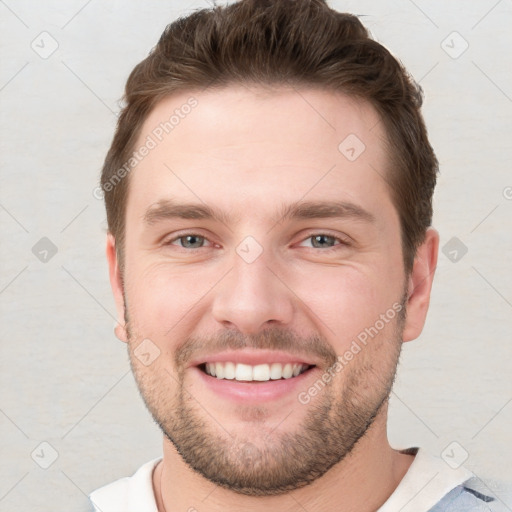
[100,0,438,274]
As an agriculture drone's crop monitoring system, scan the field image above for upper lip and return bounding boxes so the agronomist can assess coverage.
[188,349,319,368]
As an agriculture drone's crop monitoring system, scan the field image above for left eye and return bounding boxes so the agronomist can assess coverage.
[299,234,345,249]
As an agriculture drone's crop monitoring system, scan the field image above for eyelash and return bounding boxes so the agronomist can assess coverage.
[163,232,351,252]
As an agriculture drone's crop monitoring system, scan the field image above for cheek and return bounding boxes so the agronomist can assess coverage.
[283,264,402,347]
[125,262,218,336]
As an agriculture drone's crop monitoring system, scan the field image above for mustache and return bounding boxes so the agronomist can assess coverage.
[174,327,339,371]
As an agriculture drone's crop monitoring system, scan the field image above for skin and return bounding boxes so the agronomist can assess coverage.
[106,85,439,512]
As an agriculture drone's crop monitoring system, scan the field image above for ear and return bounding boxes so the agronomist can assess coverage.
[106,232,128,343]
[402,228,439,342]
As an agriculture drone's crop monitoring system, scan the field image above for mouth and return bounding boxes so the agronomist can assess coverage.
[198,362,316,382]
[189,349,321,402]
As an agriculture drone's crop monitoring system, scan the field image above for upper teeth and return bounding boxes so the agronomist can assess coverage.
[205,362,309,381]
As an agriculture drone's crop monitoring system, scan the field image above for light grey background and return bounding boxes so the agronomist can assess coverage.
[1,1,511,511]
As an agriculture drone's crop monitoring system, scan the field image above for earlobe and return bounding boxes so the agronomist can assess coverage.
[114,323,128,343]
[402,228,439,342]
[106,233,128,343]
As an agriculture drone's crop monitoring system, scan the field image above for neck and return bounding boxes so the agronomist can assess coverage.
[153,405,415,512]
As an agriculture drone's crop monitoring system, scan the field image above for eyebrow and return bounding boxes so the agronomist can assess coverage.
[279,200,375,224]
[142,198,376,226]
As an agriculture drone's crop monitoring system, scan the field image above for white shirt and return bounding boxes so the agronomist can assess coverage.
[89,446,496,511]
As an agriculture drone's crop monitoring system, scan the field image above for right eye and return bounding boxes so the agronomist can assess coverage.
[164,233,213,250]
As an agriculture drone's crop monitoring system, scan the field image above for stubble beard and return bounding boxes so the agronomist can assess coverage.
[125,298,406,496]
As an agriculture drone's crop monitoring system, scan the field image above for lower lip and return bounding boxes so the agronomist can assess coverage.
[191,366,317,403]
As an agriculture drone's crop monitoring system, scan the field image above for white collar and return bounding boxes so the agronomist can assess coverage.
[90,457,161,512]
[376,446,473,511]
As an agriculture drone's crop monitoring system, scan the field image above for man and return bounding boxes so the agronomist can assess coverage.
[90,0,496,510]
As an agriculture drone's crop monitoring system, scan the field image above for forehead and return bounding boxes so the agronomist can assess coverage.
[126,85,393,227]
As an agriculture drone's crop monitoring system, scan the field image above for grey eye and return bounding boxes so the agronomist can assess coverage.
[310,234,337,248]
[177,235,205,249]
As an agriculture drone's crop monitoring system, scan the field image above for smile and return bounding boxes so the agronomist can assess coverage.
[201,362,314,381]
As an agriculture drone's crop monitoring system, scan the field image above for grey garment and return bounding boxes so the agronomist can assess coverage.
[429,478,497,511]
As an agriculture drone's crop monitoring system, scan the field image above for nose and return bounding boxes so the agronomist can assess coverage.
[211,250,294,334]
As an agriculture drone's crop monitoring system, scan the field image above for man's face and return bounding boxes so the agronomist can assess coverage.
[111,86,414,495]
